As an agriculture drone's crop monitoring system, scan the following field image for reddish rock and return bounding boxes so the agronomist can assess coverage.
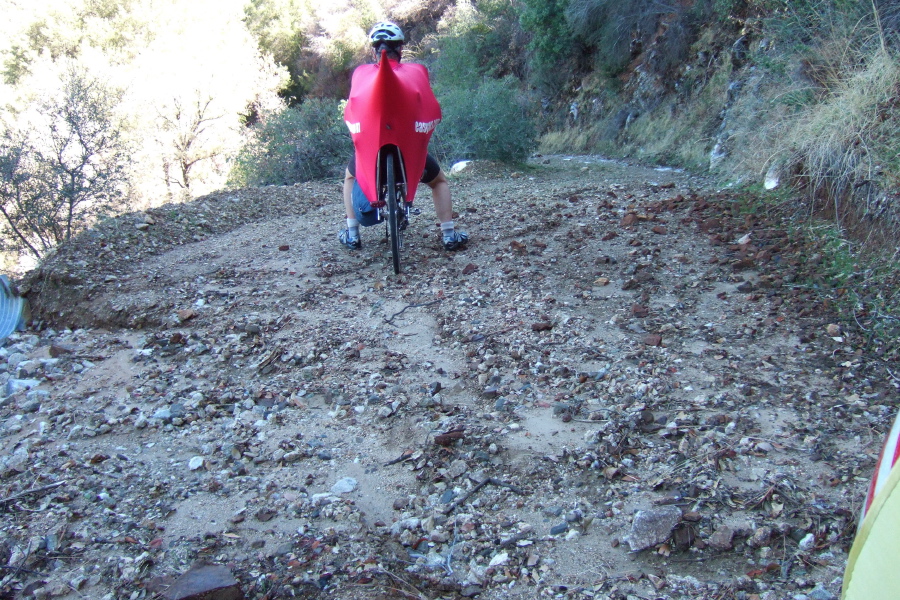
[644,334,663,347]
[651,225,668,235]
[708,526,734,551]
[462,263,478,275]
[699,218,721,232]
[162,564,245,600]
[621,213,639,227]
[705,414,729,426]
[632,304,649,318]
[434,429,465,446]
[49,343,76,358]
[254,508,276,522]
[531,322,553,331]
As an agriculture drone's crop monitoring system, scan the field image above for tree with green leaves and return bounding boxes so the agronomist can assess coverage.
[0,67,131,258]
[519,0,575,89]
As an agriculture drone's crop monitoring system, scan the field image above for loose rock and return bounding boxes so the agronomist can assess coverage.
[625,506,682,552]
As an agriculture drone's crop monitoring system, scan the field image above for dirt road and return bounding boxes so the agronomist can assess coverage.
[3,156,891,599]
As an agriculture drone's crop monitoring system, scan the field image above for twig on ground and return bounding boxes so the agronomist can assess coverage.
[670,554,730,564]
[0,481,67,507]
[499,531,531,548]
[0,565,47,576]
[461,323,521,343]
[444,521,458,575]
[441,477,525,515]
[368,570,430,600]
[384,299,442,324]
[384,449,414,466]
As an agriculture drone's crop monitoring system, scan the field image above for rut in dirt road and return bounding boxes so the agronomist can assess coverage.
[1,157,887,600]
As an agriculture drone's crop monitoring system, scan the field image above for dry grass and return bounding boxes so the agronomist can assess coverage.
[539,128,596,154]
[783,47,900,227]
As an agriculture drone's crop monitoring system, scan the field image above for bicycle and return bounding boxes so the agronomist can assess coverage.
[345,50,440,274]
[377,144,410,275]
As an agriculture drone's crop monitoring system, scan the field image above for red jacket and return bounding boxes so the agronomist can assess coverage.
[344,53,441,206]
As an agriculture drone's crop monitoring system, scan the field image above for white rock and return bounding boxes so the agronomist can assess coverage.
[188,456,205,471]
[488,551,509,567]
[330,477,358,494]
[390,517,420,536]
[764,164,780,190]
[449,161,471,175]
[798,532,816,551]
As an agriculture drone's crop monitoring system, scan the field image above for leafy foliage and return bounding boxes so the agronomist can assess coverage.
[0,68,131,258]
[432,76,536,164]
[2,0,286,219]
[429,0,526,86]
[229,99,351,187]
[518,0,575,90]
[242,0,314,102]
[428,2,537,163]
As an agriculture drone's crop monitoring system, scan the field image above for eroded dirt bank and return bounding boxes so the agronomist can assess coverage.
[2,157,894,600]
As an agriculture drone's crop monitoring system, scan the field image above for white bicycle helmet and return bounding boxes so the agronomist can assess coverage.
[368,21,404,46]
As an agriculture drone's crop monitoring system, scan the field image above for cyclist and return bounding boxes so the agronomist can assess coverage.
[339,21,468,252]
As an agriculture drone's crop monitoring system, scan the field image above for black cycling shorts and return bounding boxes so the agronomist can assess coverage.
[347,153,441,184]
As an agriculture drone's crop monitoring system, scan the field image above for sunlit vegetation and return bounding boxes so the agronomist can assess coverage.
[1,0,286,262]
[1,0,899,285]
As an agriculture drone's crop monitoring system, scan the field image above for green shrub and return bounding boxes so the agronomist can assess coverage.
[432,76,537,163]
[426,2,537,163]
[0,67,131,258]
[229,99,351,187]
[519,0,575,90]
[430,0,528,87]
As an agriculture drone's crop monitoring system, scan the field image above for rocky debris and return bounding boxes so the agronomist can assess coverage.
[625,506,682,551]
[708,525,735,550]
[161,563,245,600]
[330,477,358,494]
[0,157,877,599]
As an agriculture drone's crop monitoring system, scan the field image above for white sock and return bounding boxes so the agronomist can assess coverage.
[440,221,454,235]
[347,218,359,231]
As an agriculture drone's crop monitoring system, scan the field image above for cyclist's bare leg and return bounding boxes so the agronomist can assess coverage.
[427,170,453,223]
[343,169,356,219]
[427,169,468,250]
[338,168,362,249]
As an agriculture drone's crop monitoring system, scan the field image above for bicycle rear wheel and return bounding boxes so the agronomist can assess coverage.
[386,157,401,274]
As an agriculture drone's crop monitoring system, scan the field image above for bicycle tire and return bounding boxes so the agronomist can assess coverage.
[386,156,401,274]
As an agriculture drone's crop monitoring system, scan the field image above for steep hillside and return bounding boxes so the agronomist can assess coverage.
[539,2,900,231]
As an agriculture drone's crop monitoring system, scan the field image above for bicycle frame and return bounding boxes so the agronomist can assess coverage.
[376,143,408,216]
[379,144,407,273]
